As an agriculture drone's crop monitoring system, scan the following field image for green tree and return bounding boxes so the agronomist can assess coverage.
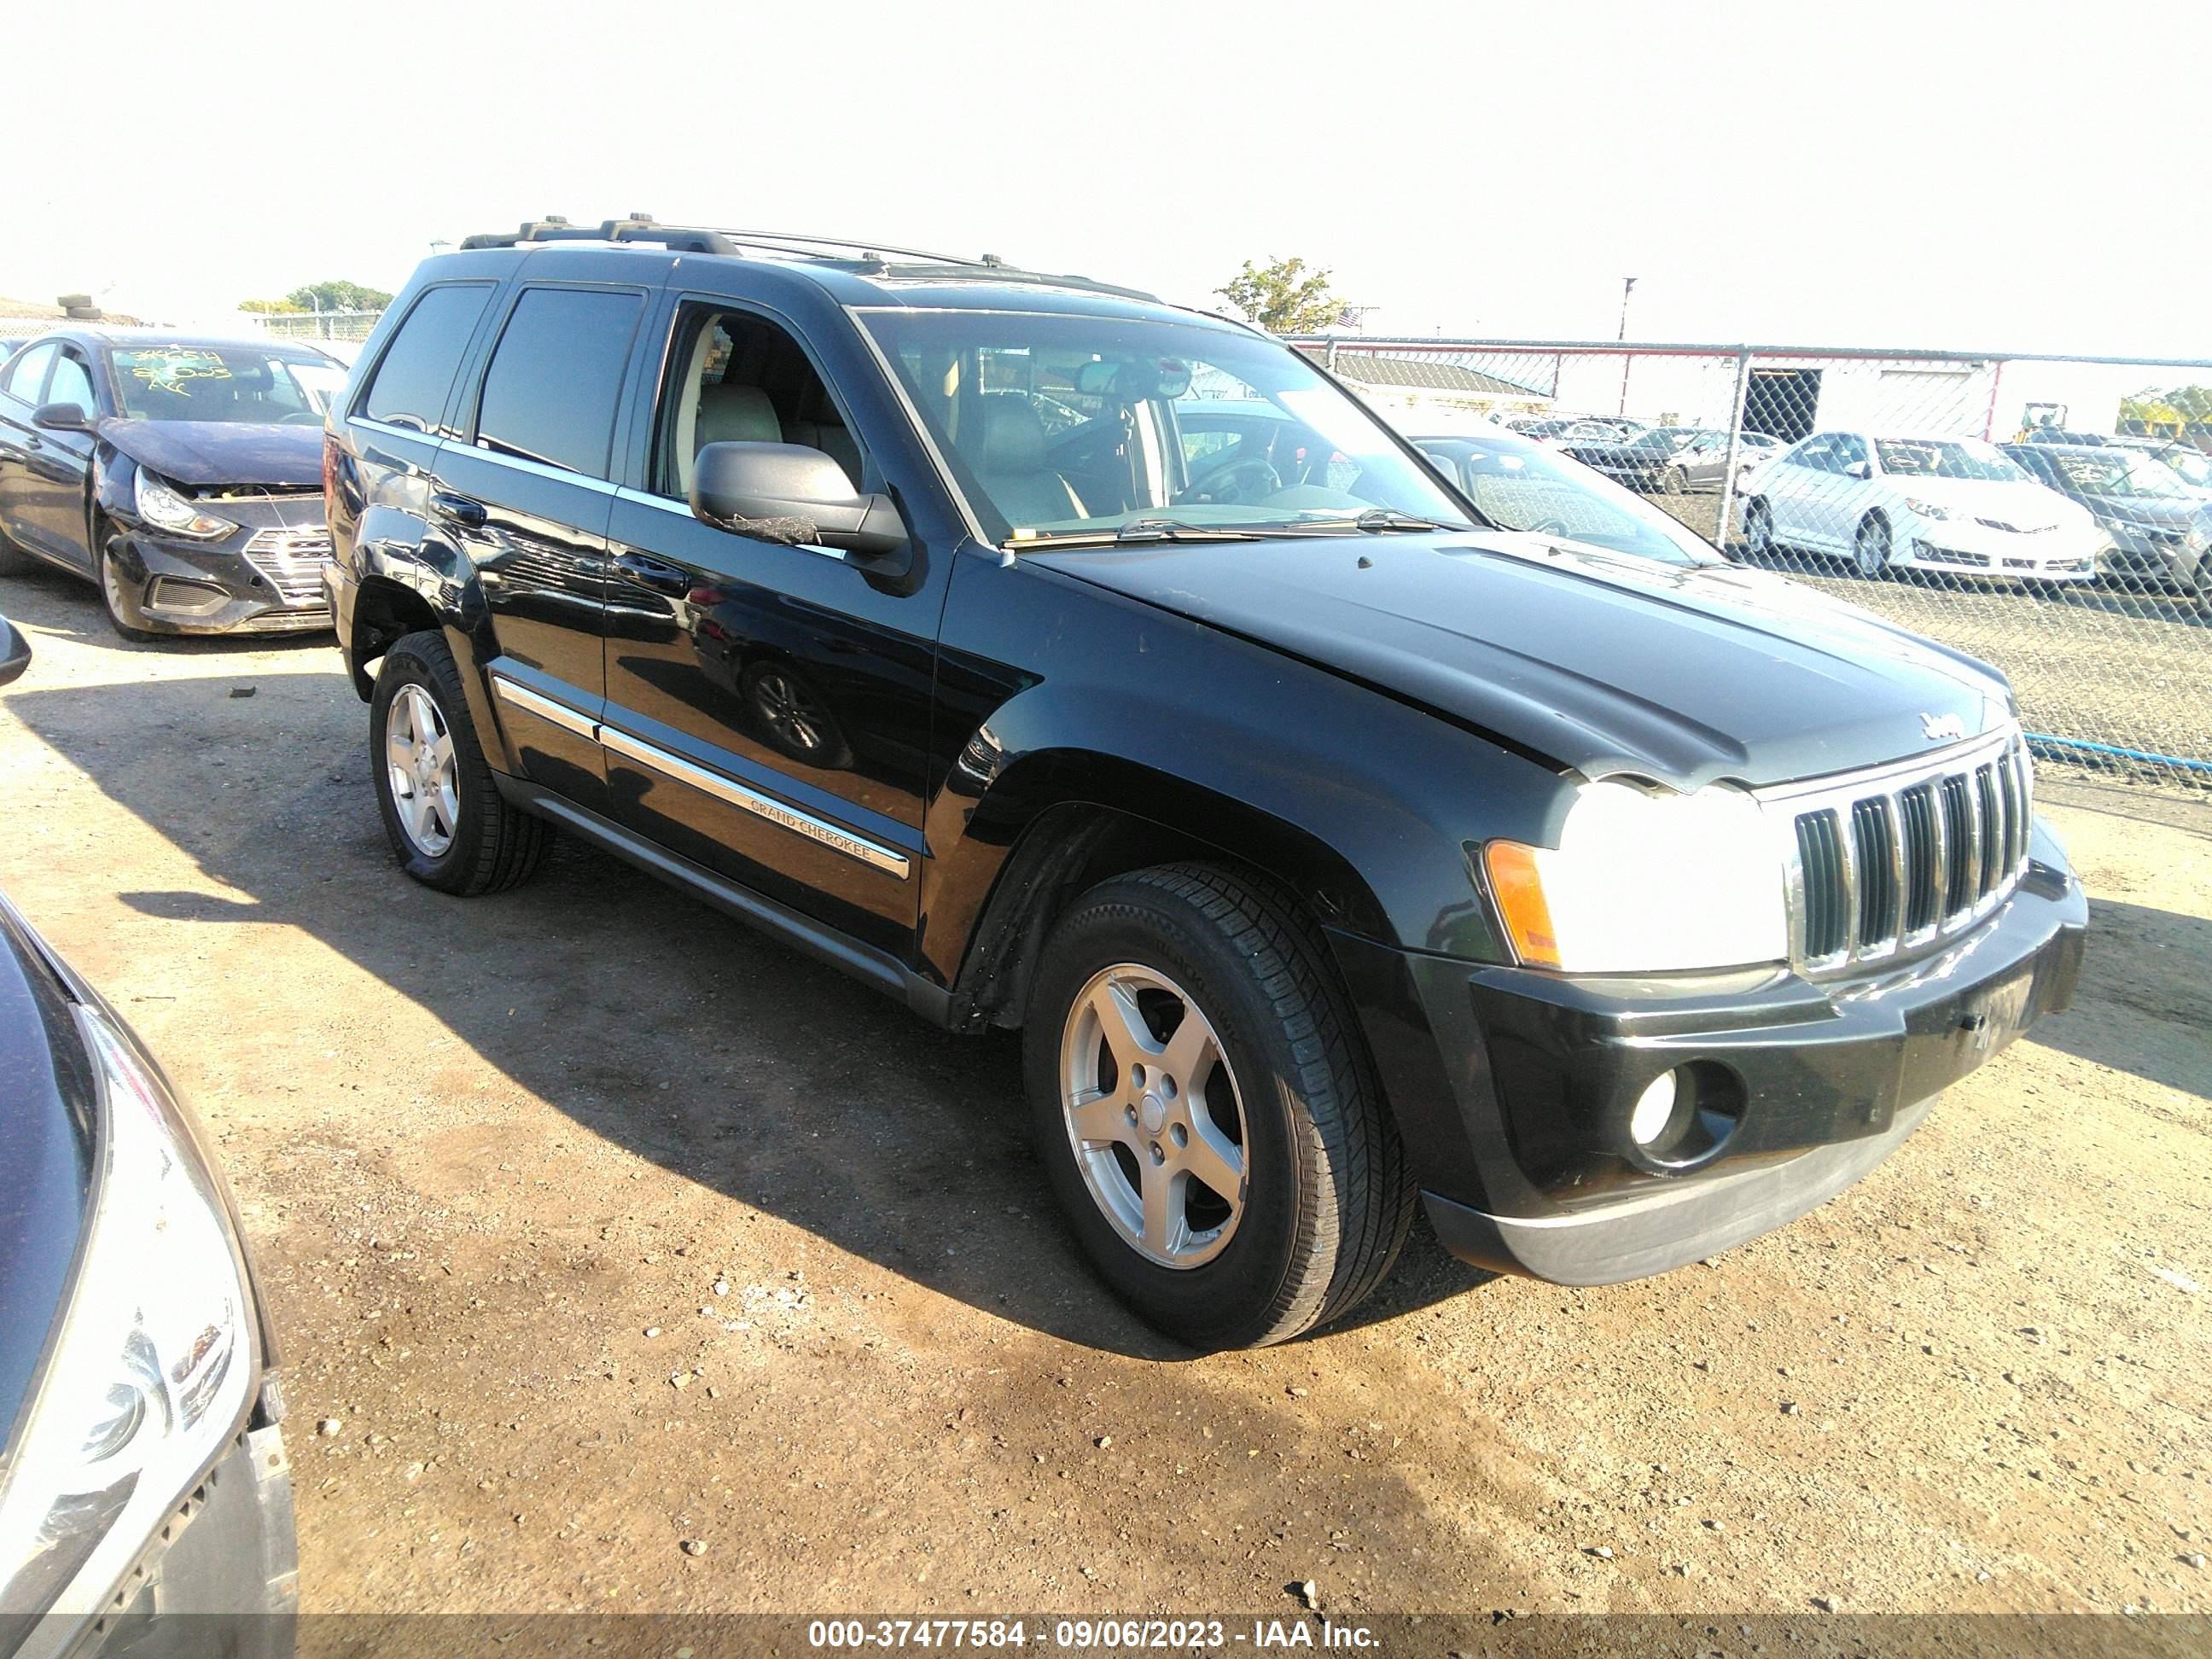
[285,279,395,314]
[238,298,307,315]
[1214,257,1349,335]
[2120,384,2212,434]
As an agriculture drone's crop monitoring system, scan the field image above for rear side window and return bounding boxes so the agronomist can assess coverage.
[474,288,644,480]
[362,283,493,432]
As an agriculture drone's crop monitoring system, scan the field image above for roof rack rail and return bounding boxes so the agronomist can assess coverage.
[457,214,744,254]
[450,215,1151,300]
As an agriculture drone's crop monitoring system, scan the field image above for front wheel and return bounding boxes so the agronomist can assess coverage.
[1024,864,1415,1350]
[370,630,551,894]
[1743,497,1775,558]
[98,537,160,643]
[1854,515,1893,579]
[1662,465,1687,495]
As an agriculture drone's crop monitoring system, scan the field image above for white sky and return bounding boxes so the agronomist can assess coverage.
[4,0,2206,358]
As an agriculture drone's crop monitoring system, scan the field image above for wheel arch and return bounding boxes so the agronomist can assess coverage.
[928,754,1403,1037]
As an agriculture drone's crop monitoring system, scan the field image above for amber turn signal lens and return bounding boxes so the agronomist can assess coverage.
[1484,841,1562,969]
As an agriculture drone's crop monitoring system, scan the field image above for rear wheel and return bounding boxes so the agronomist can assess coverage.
[1662,465,1687,495]
[1854,514,1893,579]
[0,522,35,576]
[370,630,550,894]
[1024,864,1416,1350]
[1743,497,1774,558]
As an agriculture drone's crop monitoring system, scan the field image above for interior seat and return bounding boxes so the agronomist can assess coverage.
[696,383,783,450]
[783,417,863,488]
[970,397,1086,528]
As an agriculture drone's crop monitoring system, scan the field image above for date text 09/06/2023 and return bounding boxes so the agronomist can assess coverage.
[806,1617,1382,1650]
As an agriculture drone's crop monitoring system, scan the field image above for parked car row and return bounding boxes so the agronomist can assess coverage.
[1738,428,2209,602]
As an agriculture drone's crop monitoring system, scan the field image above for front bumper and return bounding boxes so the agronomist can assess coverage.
[108,507,332,637]
[1896,517,2097,581]
[2097,525,2208,591]
[42,1422,296,1659]
[1334,829,2087,1286]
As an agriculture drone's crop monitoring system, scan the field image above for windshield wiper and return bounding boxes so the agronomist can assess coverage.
[1016,518,1271,548]
[1272,509,1471,535]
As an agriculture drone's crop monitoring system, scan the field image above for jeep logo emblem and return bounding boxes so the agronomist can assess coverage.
[1920,712,1967,742]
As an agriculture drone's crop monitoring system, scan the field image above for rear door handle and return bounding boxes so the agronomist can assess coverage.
[430,492,487,528]
[614,550,692,596]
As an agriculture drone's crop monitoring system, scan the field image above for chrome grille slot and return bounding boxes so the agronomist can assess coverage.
[1795,810,1848,960]
[1762,729,2034,979]
[1849,798,1896,944]
[1900,784,1940,934]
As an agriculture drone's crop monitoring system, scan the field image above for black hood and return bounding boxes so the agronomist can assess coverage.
[1028,531,2014,791]
[101,418,323,489]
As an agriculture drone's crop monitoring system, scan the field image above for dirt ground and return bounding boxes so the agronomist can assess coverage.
[1,564,2207,1625]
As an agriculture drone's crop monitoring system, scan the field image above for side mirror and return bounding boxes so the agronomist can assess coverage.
[0,616,30,689]
[1846,459,1872,480]
[691,441,907,561]
[32,402,94,434]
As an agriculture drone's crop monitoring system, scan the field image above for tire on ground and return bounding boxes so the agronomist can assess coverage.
[369,628,551,895]
[1023,863,1416,1350]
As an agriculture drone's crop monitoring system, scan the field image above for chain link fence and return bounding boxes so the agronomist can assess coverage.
[1291,337,2212,795]
[244,308,384,345]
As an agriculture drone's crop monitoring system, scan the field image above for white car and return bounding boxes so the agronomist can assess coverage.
[1740,430,2101,582]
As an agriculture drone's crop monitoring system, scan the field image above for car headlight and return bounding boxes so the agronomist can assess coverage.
[1901,498,1952,521]
[0,1004,257,1624]
[1482,780,1787,973]
[132,469,236,540]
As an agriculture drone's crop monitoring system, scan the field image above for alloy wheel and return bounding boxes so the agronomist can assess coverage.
[1059,963,1249,1269]
[1855,518,1890,578]
[385,684,460,857]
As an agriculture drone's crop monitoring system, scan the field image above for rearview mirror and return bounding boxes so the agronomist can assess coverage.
[0,615,30,688]
[1074,357,1194,401]
[692,441,908,560]
[1846,459,1872,480]
[32,402,94,434]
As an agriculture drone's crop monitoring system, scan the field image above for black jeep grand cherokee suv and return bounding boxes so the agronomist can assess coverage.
[322,218,2087,1350]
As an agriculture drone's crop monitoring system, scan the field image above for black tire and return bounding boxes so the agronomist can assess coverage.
[1023,864,1416,1350]
[97,535,160,643]
[1854,514,1893,579]
[369,629,551,894]
[1743,497,1774,558]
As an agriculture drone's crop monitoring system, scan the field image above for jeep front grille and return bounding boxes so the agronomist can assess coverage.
[1761,729,2032,977]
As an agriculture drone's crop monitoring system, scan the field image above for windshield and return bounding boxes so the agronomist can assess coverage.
[2049,450,2194,499]
[1874,437,2029,482]
[1419,431,1720,567]
[2154,446,2212,489]
[108,345,344,424]
[859,311,1472,542]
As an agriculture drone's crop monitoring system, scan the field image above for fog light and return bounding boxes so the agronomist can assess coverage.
[1628,1069,1681,1147]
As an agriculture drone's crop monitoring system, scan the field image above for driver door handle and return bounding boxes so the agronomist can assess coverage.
[430,492,487,528]
[614,550,692,596]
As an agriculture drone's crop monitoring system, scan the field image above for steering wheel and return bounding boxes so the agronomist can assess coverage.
[278,411,323,426]
[1179,457,1282,507]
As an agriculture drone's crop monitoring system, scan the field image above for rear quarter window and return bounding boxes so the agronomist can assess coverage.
[361,283,495,432]
[472,287,645,480]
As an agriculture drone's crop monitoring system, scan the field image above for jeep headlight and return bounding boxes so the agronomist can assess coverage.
[1483,781,1787,973]
[0,1005,257,1625]
[132,469,236,540]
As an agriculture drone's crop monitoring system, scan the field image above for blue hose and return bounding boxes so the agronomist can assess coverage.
[2025,731,2212,775]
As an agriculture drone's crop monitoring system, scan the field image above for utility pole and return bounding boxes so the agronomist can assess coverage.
[1615,276,1638,416]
